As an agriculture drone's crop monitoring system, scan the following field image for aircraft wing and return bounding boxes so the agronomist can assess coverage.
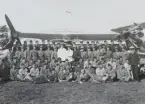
[111,22,145,33]
[66,34,117,40]
[18,32,62,40]
[4,15,117,41]
[18,33,117,40]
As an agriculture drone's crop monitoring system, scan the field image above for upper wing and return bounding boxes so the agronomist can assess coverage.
[111,22,145,33]
[5,15,117,41]
[111,25,131,33]
[18,32,62,40]
[67,34,117,40]
[18,33,117,40]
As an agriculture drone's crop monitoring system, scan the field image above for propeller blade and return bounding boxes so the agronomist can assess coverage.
[1,14,21,50]
[5,14,17,35]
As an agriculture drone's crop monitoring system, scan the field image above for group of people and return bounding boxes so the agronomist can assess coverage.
[0,39,144,84]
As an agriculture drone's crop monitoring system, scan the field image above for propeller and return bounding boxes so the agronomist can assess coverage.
[2,14,21,50]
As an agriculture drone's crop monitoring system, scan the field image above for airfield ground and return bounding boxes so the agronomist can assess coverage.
[0,80,145,104]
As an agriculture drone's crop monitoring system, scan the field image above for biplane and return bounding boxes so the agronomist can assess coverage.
[1,14,145,60]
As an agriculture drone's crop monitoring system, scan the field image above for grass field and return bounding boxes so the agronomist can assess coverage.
[0,80,145,104]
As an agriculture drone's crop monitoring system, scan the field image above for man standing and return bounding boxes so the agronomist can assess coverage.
[51,47,58,60]
[35,40,40,51]
[66,46,73,62]
[110,40,115,52]
[30,46,38,62]
[29,40,33,50]
[57,43,67,61]
[23,41,27,51]
[118,40,123,52]
[87,47,93,60]
[44,47,52,62]
[42,40,47,51]
[80,41,86,50]
[38,46,45,62]
[73,46,81,62]
[128,46,140,82]
[105,46,113,61]
[24,46,31,61]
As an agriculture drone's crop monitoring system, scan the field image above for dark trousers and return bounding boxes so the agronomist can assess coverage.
[131,65,140,81]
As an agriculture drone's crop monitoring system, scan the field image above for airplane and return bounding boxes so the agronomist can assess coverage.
[1,14,145,59]
[111,22,145,50]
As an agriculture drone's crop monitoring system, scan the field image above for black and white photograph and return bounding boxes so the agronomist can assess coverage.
[0,0,145,104]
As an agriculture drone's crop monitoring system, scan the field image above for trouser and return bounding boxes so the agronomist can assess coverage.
[33,76,48,84]
[131,65,140,81]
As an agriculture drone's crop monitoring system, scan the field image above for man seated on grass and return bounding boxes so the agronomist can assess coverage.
[26,64,40,81]
[88,66,100,83]
[33,64,49,84]
[17,65,29,81]
[117,65,130,82]
[10,64,18,81]
[67,66,77,82]
[58,67,68,82]
[96,63,108,82]
[78,69,90,84]
[106,63,117,82]
[81,66,100,83]
[49,70,59,83]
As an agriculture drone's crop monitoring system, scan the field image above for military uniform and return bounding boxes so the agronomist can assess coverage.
[51,50,58,60]
[30,49,38,62]
[38,50,45,61]
[87,50,94,60]
[24,48,31,61]
[44,49,52,62]
[128,50,140,81]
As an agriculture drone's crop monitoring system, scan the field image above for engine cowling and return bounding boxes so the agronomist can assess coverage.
[137,31,144,37]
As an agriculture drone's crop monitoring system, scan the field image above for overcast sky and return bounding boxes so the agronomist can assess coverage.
[0,0,145,34]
